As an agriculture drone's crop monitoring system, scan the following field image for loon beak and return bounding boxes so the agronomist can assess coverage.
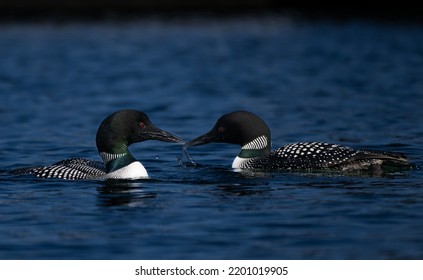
[184,130,218,147]
[145,124,183,143]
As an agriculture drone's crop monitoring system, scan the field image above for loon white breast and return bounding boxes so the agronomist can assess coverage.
[184,111,414,173]
[12,110,182,180]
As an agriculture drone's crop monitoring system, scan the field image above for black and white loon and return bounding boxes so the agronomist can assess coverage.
[12,110,182,180]
[185,111,413,173]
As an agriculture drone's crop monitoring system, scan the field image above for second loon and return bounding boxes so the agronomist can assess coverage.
[12,109,182,180]
[185,111,413,173]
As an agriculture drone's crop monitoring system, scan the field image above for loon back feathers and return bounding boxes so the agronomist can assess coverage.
[14,158,107,180]
[242,142,411,171]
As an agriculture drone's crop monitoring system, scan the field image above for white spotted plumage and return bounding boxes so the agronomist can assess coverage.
[235,142,363,170]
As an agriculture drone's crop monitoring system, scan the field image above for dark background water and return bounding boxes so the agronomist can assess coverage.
[0,15,423,259]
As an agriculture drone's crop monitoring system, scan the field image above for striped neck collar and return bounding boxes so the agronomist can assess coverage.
[99,151,137,173]
[100,152,128,164]
[238,135,271,158]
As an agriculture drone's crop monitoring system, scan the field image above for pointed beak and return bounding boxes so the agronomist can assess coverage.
[184,130,218,148]
[145,124,183,143]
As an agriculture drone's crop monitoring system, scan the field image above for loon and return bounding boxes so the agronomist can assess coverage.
[185,111,413,173]
[12,110,182,180]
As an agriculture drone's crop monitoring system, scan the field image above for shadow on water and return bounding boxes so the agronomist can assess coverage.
[96,179,158,207]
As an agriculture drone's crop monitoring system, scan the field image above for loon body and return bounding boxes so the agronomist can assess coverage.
[185,111,413,173]
[12,110,182,180]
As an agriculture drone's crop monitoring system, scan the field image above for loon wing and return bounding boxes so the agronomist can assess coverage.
[328,149,414,174]
[357,149,408,161]
[12,158,107,180]
[343,150,412,167]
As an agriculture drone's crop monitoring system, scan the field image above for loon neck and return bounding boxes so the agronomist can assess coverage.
[100,149,137,173]
[238,148,269,158]
[237,135,271,159]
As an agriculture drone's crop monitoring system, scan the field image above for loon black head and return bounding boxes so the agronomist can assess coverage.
[96,109,182,155]
[185,111,271,157]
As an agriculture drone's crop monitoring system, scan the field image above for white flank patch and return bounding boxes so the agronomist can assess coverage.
[232,156,250,169]
[102,161,149,179]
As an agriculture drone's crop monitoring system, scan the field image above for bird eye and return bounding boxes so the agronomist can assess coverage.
[139,122,146,129]
[218,126,225,133]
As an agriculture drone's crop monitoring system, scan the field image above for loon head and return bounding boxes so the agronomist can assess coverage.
[96,109,182,155]
[185,111,271,158]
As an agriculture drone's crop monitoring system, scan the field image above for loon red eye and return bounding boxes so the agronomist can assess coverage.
[139,122,145,129]
[218,126,225,133]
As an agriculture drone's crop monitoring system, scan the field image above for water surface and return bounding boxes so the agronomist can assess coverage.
[1,16,423,259]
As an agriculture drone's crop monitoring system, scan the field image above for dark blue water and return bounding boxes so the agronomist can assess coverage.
[1,16,423,259]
